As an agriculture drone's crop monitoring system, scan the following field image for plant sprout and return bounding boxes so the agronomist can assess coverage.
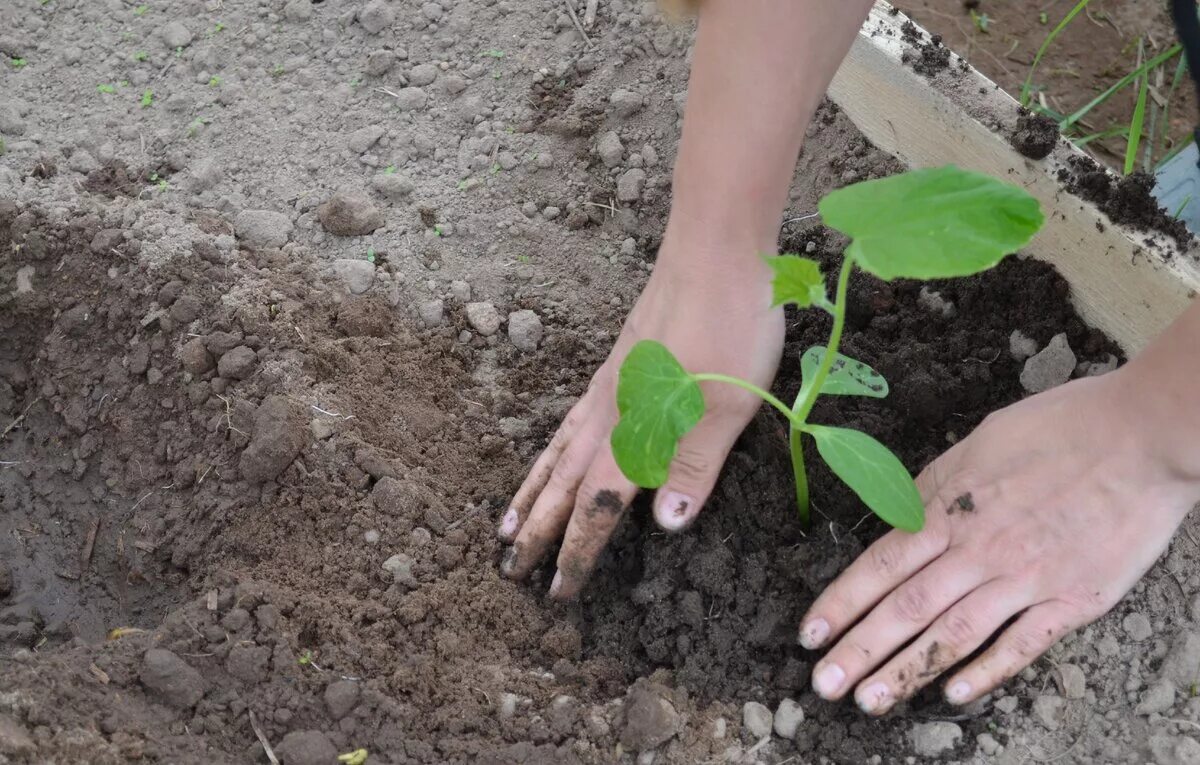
[611,166,1044,532]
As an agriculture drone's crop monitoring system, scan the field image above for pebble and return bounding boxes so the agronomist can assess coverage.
[276,731,337,765]
[1081,353,1119,377]
[234,209,293,249]
[418,299,445,326]
[994,695,1019,715]
[366,50,396,76]
[158,21,194,49]
[347,124,385,154]
[1149,733,1200,765]
[507,310,543,351]
[466,302,501,336]
[394,87,429,111]
[409,63,439,86]
[1031,694,1066,731]
[1137,678,1177,715]
[382,553,418,588]
[741,701,772,739]
[1125,612,1155,642]
[772,698,804,740]
[1009,329,1039,361]
[977,732,1002,756]
[140,649,205,708]
[283,0,313,20]
[1161,630,1200,689]
[597,131,625,168]
[310,419,333,440]
[371,173,416,201]
[217,346,257,380]
[358,0,395,34]
[497,692,520,719]
[1057,664,1087,699]
[917,286,956,318]
[909,721,962,757]
[318,192,385,236]
[324,680,360,720]
[498,417,531,440]
[610,88,644,118]
[617,168,647,203]
[620,683,679,750]
[363,530,381,544]
[181,338,215,375]
[449,280,471,302]
[1019,332,1075,393]
[332,259,376,295]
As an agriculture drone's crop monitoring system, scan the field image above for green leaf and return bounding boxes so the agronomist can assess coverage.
[612,340,705,488]
[818,166,1044,281]
[766,255,826,308]
[806,424,924,532]
[798,346,888,399]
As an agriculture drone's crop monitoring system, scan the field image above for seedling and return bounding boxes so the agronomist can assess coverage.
[208,75,221,86]
[133,50,148,62]
[480,49,505,58]
[141,89,154,108]
[383,164,397,175]
[10,57,28,69]
[366,247,377,263]
[433,224,444,237]
[97,83,117,94]
[271,63,285,77]
[338,750,369,765]
[611,166,1043,532]
[969,10,991,33]
[133,4,148,15]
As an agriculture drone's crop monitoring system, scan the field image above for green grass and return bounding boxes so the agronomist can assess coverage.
[1124,41,1150,175]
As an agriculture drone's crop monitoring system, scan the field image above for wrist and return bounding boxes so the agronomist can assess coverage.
[653,219,778,300]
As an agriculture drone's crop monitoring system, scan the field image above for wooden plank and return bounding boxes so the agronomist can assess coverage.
[828,3,1200,353]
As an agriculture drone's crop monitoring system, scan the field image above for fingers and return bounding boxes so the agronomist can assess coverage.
[502,424,605,580]
[810,552,982,701]
[799,524,949,651]
[942,600,1084,705]
[499,396,591,542]
[651,413,743,532]
[852,579,1032,714]
[551,447,639,600]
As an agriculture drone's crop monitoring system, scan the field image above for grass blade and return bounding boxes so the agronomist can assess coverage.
[1071,126,1129,148]
[1022,0,1092,105]
[1125,40,1149,175]
[1061,44,1182,130]
[1159,55,1189,162]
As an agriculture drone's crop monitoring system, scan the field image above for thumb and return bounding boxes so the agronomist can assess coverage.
[652,415,742,532]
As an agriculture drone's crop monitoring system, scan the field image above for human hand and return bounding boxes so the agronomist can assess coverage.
[497,238,785,600]
[799,362,1200,714]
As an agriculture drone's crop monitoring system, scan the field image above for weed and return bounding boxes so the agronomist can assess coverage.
[174,45,183,58]
[271,63,285,77]
[298,650,313,666]
[612,166,1044,531]
[97,83,117,94]
[208,76,221,87]
[383,165,397,175]
[366,247,377,264]
[969,10,991,33]
[433,224,444,237]
[133,50,148,62]
[186,116,210,137]
[141,89,154,108]
[10,57,28,69]
[133,4,148,15]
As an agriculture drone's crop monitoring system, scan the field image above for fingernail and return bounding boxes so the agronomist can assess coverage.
[856,682,892,714]
[654,491,697,531]
[946,680,971,704]
[498,508,518,540]
[549,571,563,598]
[799,618,830,649]
[812,662,845,698]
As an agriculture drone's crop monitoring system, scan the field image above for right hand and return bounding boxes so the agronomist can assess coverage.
[497,238,785,600]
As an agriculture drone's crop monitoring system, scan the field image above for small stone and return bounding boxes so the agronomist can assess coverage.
[773,698,803,739]
[283,0,313,20]
[617,168,647,203]
[610,88,644,118]
[358,0,395,34]
[159,21,194,49]
[240,396,306,483]
[994,695,1019,714]
[498,417,531,440]
[977,732,1001,756]
[1031,694,1066,731]
[741,701,772,739]
[1009,329,1039,361]
[347,124,385,154]
[909,721,962,757]
[917,286,956,318]
[497,692,520,719]
[642,144,659,167]
[318,192,385,236]
[333,259,376,295]
[310,419,334,440]
[1019,333,1076,393]
[1138,678,1177,715]
[1161,630,1200,689]
[1056,664,1086,699]
[418,299,445,326]
[234,210,292,249]
[597,131,625,168]
[382,553,418,588]
[217,346,257,380]
[363,529,381,544]
[449,280,471,302]
[466,302,501,336]
[181,338,215,375]
[276,731,337,765]
[1125,612,1155,642]
[371,173,416,201]
[324,680,360,720]
[620,682,679,751]
[409,63,439,86]
[507,310,543,351]
[1149,734,1200,765]
[140,649,205,708]
[366,50,396,76]
[1082,353,1119,377]
[394,87,428,111]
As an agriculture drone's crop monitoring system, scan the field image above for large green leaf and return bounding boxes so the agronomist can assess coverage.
[612,340,705,488]
[807,424,924,532]
[798,346,888,400]
[818,165,1044,280]
[766,255,826,308]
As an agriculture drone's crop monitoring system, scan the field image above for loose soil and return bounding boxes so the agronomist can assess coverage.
[4,2,1200,765]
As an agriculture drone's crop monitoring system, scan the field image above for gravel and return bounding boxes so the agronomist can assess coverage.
[1009,329,1039,361]
[332,259,376,295]
[318,192,385,236]
[772,698,804,740]
[620,682,679,751]
[217,346,257,380]
[234,210,292,249]
[909,721,962,757]
[617,168,647,203]
[418,298,445,326]
[383,553,418,588]
[371,173,416,201]
[1125,612,1155,642]
[597,131,625,168]
[1019,332,1076,393]
[466,302,502,336]
[507,309,543,351]
[139,649,205,708]
[610,88,644,117]
[741,701,773,739]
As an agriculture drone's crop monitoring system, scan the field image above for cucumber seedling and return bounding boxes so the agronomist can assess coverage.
[611,166,1044,532]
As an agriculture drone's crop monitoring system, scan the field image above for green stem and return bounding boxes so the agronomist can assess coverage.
[793,255,855,424]
[691,373,801,427]
[790,425,809,526]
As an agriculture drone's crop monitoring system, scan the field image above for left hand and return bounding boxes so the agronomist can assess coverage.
[798,361,1200,714]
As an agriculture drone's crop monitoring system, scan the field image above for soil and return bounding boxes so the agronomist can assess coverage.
[4,2,1200,765]
[1010,110,1059,161]
[1059,155,1194,248]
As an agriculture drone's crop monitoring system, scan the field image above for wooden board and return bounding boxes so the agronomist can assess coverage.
[828,3,1200,353]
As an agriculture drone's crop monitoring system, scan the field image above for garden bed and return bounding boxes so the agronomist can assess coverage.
[2,2,1200,764]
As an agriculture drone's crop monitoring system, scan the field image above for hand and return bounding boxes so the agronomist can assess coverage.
[799,363,1200,714]
[497,239,785,600]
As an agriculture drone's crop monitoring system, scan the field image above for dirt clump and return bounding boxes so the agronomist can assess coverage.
[1011,110,1059,160]
[1059,155,1193,247]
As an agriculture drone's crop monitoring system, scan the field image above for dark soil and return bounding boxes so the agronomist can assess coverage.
[1010,111,1059,160]
[900,20,954,77]
[1059,155,1194,248]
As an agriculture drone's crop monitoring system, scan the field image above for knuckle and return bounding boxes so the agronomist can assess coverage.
[671,447,715,482]
[868,542,902,577]
[892,584,931,624]
[1005,626,1048,659]
[1059,585,1109,621]
[940,610,978,649]
[544,463,581,498]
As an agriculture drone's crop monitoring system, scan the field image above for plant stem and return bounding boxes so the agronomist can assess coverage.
[691,373,801,427]
[789,425,809,525]
[793,255,855,424]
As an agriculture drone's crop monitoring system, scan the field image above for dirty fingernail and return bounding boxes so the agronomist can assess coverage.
[799,618,830,649]
[856,682,891,714]
[498,508,519,540]
[946,680,971,704]
[812,662,845,698]
[549,570,563,598]
[654,491,697,531]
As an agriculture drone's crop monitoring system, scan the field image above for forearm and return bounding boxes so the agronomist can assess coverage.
[663,0,873,268]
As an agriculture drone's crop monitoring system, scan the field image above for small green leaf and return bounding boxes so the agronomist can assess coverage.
[798,346,888,399]
[613,340,705,488]
[806,424,924,532]
[766,255,826,308]
[818,166,1044,280]
[140,89,154,107]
